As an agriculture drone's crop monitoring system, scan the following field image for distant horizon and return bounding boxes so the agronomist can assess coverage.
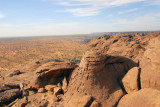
[0,30,159,38]
[0,0,160,37]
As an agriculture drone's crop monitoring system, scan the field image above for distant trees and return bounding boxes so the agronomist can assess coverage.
[82,39,91,44]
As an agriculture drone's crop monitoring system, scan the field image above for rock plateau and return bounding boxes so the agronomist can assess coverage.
[0,33,160,107]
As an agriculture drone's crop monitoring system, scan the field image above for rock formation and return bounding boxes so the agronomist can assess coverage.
[140,35,160,90]
[0,32,160,107]
[122,67,140,93]
[29,61,76,89]
[63,51,136,107]
[118,88,160,107]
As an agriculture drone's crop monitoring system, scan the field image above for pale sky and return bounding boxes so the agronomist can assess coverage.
[0,0,160,37]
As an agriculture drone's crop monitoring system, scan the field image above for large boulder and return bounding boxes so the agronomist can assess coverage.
[118,88,160,107]
[140,36,160,90]
[0,89,21,104]
[64,51,137,107]
[29,62,76,89]
[122,67,140,93]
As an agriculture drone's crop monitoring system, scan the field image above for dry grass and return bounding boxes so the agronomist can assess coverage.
[0,36,88,72]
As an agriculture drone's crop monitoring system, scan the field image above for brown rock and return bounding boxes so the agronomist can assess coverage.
[65,93,93,107]
[54,87,63,96]
[140,36,160,90]
[3,84,19,90]
[45,85,57,92]
[0,85,12,92]
[25,93,48,107]
[122,67,140,93]
[0,61,44,90]
[29,62,76,89]
[45,91,58,101]
[44,92,58,106]
[2,34,159,107]
[38,88,46,93]
[64,51,136,107]
[28,90,36,96]
[0,89,21,104]
[57,83,61,87]
[118,88,160,107]
[90,101,101,107]
[12,97,28,107]
[62,77,67,92]
[87,34,148,62]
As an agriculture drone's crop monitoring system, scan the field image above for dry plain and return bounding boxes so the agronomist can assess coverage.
[0,36,90,72]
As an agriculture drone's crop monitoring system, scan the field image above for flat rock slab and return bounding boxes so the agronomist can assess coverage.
[0,89,21,104]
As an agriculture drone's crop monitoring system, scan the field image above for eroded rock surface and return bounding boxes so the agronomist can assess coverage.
[64,51,136,107]
[64,93,93,107]
[30,62,76,89]
[118,88,160,107]
[0,89,21,104]
[1,33,160,107]
[122,67,140,93]
[140,36,160,90]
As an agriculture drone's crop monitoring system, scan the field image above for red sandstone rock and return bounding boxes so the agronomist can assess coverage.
[118,88,160,107]
[122,67,140,93]
[140,36,160,90]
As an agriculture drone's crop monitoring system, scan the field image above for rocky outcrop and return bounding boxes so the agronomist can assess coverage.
[117,88,160,107]
[122,67,140,93]
[0,61,45,90]
[29,62,76,89]
[0,89,21,104]
[117,34,160,107]
[0,84,19,93]
[87,34,146,63]
[24,93,49,107]
[0,61,76,106]
[1,33,160,107]
[63,51,136,107]
[140,36,160,90]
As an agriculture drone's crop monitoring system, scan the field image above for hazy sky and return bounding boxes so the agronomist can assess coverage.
[0,0,160,37]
